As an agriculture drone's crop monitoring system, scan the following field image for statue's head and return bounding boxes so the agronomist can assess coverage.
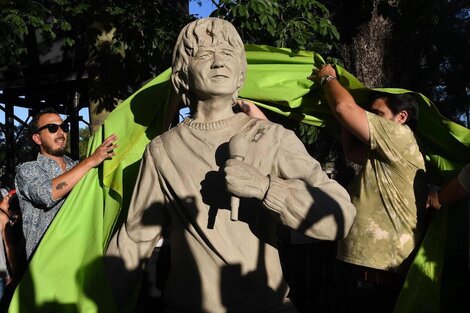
[171,18,247,109]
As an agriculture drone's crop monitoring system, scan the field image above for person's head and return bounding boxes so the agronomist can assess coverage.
[368,93,419,131]
[171,18,247,110]
[31,107,69,157]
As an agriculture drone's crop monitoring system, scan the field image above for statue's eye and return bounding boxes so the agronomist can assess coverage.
[221,50,234,57]
[196,50,212,59]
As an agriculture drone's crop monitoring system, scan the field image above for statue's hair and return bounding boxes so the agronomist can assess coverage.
[171,18,247,108]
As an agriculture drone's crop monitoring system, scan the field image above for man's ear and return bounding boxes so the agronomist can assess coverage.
[396,110,409,124]
[32,133,42,145]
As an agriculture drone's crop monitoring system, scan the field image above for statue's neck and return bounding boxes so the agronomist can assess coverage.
[192,98,235,123]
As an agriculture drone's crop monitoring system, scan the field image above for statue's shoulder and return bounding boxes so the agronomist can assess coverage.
[147,124,182,149]
[249,117,290,134]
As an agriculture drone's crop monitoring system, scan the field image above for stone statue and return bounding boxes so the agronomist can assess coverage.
[106,17,356,313]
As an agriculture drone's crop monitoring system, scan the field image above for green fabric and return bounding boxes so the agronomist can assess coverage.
[393,200,469,313]
[7,44,470,313]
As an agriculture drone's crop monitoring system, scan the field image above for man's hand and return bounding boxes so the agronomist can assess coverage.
[236,100,267,120]
[426,190,442,210]
[86,134,118,168]
[225,159,269,200]
[307,64,337,84]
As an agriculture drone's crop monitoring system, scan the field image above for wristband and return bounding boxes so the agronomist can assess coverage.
[320,74,337,86]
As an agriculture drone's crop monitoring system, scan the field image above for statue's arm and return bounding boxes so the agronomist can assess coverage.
[263,130,356,241]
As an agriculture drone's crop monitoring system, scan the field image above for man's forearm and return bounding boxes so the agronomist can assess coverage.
[51,159,93,200]
[312,65,370,143]
[323,79,357,120]
[50,134,117,200]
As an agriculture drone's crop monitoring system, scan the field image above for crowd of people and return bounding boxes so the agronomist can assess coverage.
[0,17,468,313]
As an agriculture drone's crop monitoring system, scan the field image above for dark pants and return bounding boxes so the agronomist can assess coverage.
[329,261,405,313]
[279,240,336,313]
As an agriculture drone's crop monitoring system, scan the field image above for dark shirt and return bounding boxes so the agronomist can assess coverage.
[15,154,77,259]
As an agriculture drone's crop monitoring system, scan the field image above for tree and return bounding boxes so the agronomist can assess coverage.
[0,0,195,133]
[0,123,36,187]
[78,126,90,160]
[212,0,340,59]
[323,0,470,126]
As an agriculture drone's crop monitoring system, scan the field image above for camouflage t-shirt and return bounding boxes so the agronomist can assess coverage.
[337,111,427,273]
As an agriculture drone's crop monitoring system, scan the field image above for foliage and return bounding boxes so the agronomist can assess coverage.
[84,1,195,110]
[0,123,36,187]
[394,0,470,126]
[0,1,195,110]
[0,0,74,79]
[78,126,90,160]
[212,0,341,61]
[324,0,470,126]
[298,123,319,145]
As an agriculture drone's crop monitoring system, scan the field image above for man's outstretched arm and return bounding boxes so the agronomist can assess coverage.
[308,64,369,144]
[51,134,118,200]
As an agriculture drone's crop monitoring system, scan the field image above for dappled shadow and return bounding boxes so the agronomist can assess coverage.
[296,185,346,241]
[220,239,290,313]
[12,267,80,313]
[102,148,348,313]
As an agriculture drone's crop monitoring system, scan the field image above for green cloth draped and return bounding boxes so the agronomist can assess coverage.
[7,44,470,313]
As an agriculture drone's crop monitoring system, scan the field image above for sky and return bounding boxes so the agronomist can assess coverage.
[0,1,217,128]
[190,0,217,18]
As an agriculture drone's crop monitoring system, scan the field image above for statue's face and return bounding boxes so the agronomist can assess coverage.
[187,40,242,100]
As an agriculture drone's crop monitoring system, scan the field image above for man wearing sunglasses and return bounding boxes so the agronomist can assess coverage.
[15,107,118,259]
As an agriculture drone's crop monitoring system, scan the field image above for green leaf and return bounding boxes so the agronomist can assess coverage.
[28,16,43,28]
[239,5,248,17]
[260,14,267,25]
[266,15,276,27]
[60,21,72,31]
[267,24,276,36]
[63,37,75,47]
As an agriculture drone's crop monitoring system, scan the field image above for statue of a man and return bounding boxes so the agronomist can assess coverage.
[106,17,356,313]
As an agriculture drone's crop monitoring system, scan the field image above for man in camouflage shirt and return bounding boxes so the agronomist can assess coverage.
[15,107,117,259]
[309,65,427,313]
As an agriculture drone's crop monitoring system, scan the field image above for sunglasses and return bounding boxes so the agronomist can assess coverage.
[36,123,69,134]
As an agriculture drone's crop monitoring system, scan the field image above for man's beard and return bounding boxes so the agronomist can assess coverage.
[43,142,66,157]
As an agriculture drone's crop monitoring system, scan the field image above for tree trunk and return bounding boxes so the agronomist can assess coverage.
[328,0,415,89]
[337,9,393,88]
[87,26,126,135]
[88,101,111,135]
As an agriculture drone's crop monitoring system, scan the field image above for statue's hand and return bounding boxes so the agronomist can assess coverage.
[225,159,269,200]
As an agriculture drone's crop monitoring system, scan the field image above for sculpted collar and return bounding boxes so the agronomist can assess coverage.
[182,113,247,131]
